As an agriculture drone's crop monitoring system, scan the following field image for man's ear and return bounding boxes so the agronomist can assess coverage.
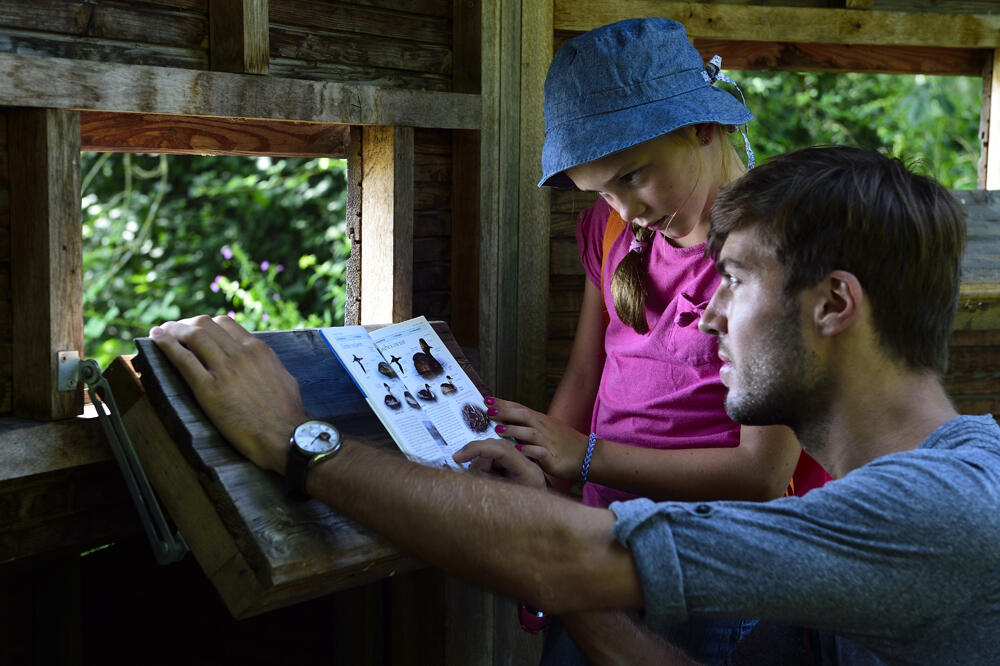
[811,270,864,337]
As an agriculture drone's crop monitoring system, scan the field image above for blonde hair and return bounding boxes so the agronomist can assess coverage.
[611,124,747,334]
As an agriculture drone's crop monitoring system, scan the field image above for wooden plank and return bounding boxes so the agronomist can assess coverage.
[210,0,269,74]
[345,126,362,326]
[986,52,1000,189]
[269,25,451,76]
[448,0,480,348]
[125,323,484,618]
[978,51,992,188]
[266,60,451,91]
[269,0,450,45]
[0,31,209,70]
[553,2,1000,48]
[0,53,480,130]
[79,112,350,157]
[0,0,209,48]
[515,0,552,413]
[691,40,989,76]
[9,109,82,420]
[361,126,413,324]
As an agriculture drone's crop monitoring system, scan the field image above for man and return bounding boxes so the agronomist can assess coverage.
[151,147,1000,664]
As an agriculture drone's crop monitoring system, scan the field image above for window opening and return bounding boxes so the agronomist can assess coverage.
[81,152,349,368]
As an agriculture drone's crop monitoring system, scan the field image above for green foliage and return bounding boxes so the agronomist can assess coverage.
[740,71,981,188]
[82,153,348,367]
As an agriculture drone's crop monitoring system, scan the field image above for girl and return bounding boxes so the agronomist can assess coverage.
[483,17,830,664]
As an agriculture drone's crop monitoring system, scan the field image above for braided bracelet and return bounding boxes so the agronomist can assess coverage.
[580,433,598,485]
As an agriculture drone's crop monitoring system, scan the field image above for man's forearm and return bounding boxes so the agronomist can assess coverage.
[306,437,644,614]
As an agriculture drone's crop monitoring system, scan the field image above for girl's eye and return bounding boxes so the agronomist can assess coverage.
[622,170,642,186]
[725,274,740,288]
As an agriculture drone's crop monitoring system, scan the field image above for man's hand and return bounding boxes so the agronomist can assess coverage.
[149,315,309,474]
[483,397,591,481]
[454,438,546,489]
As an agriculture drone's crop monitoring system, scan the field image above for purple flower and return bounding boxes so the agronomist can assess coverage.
[221,246,233,260]
[262,313,270,322]
[276,264,285,273]
[260,260,270,271]
[272,293,280,301]
[227,311,236,318]
[210,282,220,293]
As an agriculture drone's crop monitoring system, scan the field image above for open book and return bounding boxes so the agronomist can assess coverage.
[321,316,501,468]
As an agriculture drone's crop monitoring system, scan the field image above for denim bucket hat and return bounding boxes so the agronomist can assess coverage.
[539,18,753,189]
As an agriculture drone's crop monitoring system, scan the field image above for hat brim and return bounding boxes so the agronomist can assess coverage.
[539,87,753,189]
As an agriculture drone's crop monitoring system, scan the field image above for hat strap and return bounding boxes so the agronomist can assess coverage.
[703,55,756,169]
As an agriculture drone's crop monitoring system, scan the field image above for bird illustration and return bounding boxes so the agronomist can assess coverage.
[352,354,366,374]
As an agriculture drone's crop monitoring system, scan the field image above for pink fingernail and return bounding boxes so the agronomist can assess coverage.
[487,407,498,416]
[495,424,506,435]
[485,396,496,405]
[515,444,523,451]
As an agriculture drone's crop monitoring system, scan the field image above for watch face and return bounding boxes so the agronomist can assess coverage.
[294,421,340,453]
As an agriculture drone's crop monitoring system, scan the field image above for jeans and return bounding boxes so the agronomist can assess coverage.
[539,615,757,666]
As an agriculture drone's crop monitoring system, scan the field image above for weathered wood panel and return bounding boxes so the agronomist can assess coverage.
[0,53,480,129]
[0,0,210,69]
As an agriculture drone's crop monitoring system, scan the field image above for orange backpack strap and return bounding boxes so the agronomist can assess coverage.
[599,209,628,326]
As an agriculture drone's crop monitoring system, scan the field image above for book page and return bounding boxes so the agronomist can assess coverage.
[320,325,459,468]
[367,317,501,459]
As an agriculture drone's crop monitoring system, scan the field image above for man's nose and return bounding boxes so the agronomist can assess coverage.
[698,290,725,336]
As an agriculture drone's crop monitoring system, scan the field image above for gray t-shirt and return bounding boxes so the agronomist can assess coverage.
[611,415,1000,665]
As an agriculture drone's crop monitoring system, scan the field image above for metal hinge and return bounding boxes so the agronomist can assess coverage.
[58,352,188,565]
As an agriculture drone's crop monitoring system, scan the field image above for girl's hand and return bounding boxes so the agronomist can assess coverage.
[454,439,546,489]
[485,397,590,481]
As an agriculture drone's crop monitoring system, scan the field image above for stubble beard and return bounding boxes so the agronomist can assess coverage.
[723,302,832,443]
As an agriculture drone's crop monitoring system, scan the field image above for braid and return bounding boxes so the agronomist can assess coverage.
[610,223,655,334]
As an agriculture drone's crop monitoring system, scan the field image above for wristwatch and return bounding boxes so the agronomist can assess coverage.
[285,419,342,499]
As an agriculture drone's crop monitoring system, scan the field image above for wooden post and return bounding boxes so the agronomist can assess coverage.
[9,108,83,420]
[450,0,482,348]
[209,0,270,75]
[361,126,414,325]
[984,50,1000,189]
[480,0,551,410]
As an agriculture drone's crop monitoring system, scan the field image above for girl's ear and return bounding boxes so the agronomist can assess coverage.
[694,123,715,146]
[812,270,864,337]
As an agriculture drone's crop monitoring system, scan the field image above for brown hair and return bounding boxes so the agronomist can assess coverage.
[611,125,747,333]
[708,145,966,373]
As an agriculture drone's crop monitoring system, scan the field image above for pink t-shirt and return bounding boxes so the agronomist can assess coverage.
[577,199,739,507]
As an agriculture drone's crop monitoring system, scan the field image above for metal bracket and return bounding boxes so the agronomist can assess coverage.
[57,350,81,391]
[78,358,188,565]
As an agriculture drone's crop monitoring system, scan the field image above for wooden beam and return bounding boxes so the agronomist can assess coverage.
[554,2,1000,49]
[691,40,988,76]
[79,112,350,158]
[361,126,413,325]
[9,109,82,420]
[210,0,270,75]
[0,53,480,130]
